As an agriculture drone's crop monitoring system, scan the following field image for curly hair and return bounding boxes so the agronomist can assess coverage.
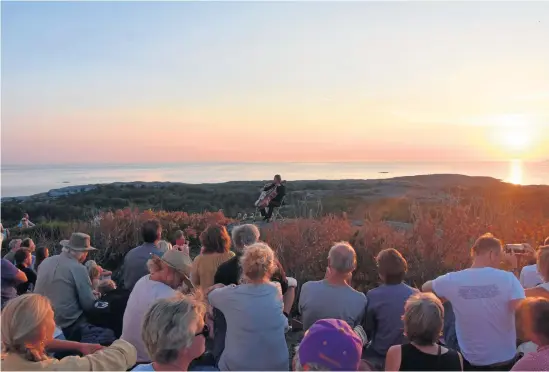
[240,242,276,281]
[200,224,231,254]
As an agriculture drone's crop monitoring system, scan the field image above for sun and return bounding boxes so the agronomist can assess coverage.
[492,114,534,154]
[499,128,532,151]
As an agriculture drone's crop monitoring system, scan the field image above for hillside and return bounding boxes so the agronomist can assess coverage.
[2,174,549,226]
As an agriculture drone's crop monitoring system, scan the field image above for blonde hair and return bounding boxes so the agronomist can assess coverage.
[471,233,502,256]
[537,245,549,282]
[240,242,276,281]
[85,260,101,281]
[141,293,206,364]
[1,294,53,362]
[157,240,173,252]
[403,292,444,346]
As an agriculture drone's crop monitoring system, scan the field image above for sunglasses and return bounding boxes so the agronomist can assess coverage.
[195,324,210,339]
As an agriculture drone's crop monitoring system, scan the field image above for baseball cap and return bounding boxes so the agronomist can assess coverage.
[298,319,362,371]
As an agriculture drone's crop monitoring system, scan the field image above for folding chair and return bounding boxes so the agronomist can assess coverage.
[270,196,287,222]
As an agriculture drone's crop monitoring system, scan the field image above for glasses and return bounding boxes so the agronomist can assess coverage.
[195,324,209,339]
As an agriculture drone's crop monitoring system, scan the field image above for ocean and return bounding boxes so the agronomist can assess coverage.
[1,161,548,198]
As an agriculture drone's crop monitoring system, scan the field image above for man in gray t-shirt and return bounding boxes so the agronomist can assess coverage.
[299,242,367,330]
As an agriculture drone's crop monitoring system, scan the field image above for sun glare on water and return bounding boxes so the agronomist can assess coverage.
[507,159,523,185]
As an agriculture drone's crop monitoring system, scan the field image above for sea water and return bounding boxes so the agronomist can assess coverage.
[1,160,548,198]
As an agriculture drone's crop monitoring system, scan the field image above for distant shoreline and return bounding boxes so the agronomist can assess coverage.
[0,173,540,202]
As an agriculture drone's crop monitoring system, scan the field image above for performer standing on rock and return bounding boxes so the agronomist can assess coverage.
[258,175,286,222]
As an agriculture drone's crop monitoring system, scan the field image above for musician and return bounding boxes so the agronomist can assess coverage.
[260,175,286,222]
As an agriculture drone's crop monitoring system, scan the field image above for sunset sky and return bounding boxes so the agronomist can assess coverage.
[2,1,548,165]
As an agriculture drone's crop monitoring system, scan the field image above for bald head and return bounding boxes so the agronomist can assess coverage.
[328,242,357,274]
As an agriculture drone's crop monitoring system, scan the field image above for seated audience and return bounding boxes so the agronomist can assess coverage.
[85,260,102,290]
[132,294,217,371]
[3,238,23,263]
[122,249,193,363]
[20,238,37,268]
[14,249,37,295]
[18,213,36,228]
[385,293,463,371]
[34,232,116,344]
[122,219,166,291]
[1,258,27,309]
[525,245,549,300]
[34,246,50,272]
[293,318,365,371]
[299,242,367,330]
[191,224,235,291]
[86,281,130,339]
[174,229,190,255]
[511,297,549,371]
[422,233,525,370]
[212,224,297,361]
[1,293,137,371]
[363,248,419,368]
[208,242,289,371]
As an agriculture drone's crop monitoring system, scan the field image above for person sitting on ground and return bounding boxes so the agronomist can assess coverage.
[18,213,36,228]
[511,297,549,371]
[362,248,419,368]
[131,293,218,372]
[14,249,37,295]
[34,246,49,272]
[173,230,190,255]
[1,293,137,371]
[208,242,289,371]
[34,232,116,344]
[293,318,368,371]
[121,249,193,363]
[3,238,23,263]
[86,280,129,339]
[85,260,102,291]
[525,245,549,300]
[211,224,298,361]
[422,233,525,370]
[259,174,286,222]
[1,258,27,309]
[20,237,37,268]
[299,242,367,331]
[385,292,463,371]
[122,219,166,291]
[191,224,235,291]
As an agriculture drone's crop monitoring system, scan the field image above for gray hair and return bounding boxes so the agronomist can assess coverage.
[62,247,87,261]
[328,242,357,273]
[403,292,444,346]
[231,224,260,251]
[293,346,330,371]
[141,293,206,364]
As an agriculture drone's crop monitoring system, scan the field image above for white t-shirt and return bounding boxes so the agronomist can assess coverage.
[519,264,543,289]
[432,267,525,366]
[121,275,177,362]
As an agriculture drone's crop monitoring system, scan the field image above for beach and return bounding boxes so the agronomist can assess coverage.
[2,160,548,198]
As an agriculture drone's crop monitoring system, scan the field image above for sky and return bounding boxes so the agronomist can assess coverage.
[2,1,549,165]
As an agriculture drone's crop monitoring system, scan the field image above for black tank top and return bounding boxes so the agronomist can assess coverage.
[399,344,462,371]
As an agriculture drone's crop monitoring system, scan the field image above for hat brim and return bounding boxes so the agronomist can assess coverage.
[60,239,97,251]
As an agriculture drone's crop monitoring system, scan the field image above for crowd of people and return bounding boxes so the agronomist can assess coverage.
[2,216,549,371]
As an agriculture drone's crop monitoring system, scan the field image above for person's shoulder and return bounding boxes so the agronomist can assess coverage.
[301,279,322,290]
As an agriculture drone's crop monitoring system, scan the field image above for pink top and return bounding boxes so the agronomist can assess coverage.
[511,345,549,371]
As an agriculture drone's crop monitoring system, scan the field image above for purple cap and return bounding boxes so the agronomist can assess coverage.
[298,319,362,371]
